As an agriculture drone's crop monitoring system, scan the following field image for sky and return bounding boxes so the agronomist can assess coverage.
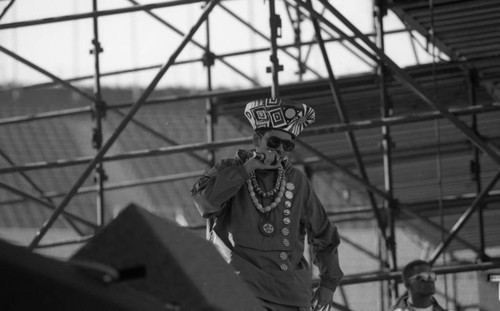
[0,0,442,90]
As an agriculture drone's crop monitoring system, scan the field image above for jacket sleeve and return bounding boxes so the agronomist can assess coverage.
[191,159,250,218]
[304,175,344,292]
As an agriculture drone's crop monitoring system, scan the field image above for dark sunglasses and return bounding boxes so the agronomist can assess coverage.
[408,272,436,282]
[266,136,295,151]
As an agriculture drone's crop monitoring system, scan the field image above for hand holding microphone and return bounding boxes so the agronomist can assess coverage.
[246,150,281,165]
[244,150,282,172]
[246,151,266,161]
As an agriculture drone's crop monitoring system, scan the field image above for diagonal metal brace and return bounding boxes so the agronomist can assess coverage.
[430,169,500,264]
[27,0,222,250]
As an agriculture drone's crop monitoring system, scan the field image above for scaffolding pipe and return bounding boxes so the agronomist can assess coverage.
[268,0,281,98]
[125,0,259,86]
[0,150,85,235]
[307,0,389,254]
[0,181,98,229]
[0,136,251,175]
[0,0,207,30]
[340,260,500,286]
[204,0,216,239]
[0,0,15,21]
[313,0,500,166]
[306,102,500,135]
[294,1,500,164]
[4,189,499,226]
[0,106,92,126]
[6,64,163,92]
[3,182,500,233]
[430,169,500,264]
[285,0,374,70]
[204,2,215,167]
[1,170,205,205]
[0,45,96,102]
[91,0,106,227]
[112,109,211,166]
[374,0,398,305]
[27,0,221,250]
[467,71,489,261]
[2,134,499,178]
[2,27,411,94]
[218,3,322,78]
[17,184,494,220]
[340,235,384,262]
[399,208,482,254]
[296,140,390,201]
[1,94,498,130]
[284,1,305,79]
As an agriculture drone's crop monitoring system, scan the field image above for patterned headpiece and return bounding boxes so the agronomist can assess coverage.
[244,98,315,137]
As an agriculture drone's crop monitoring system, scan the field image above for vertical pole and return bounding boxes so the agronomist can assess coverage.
[204,0,215,239]
[204,4,215,167]
[91,0,106,227]
[468,70,488,261]
[268,0,281,98]
[294,3,304,80]
[374,0,398,306]
[377,232,386,310]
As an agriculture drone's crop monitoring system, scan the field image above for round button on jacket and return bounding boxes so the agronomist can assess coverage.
[280,252,288,260]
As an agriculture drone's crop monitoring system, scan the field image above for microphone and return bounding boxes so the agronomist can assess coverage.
[245,150,281,165]
[246,150,266,161]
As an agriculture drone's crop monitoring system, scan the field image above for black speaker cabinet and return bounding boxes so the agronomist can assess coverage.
[71,203,264,311]
[0,238,166,311]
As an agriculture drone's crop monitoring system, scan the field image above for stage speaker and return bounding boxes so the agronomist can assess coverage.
[0,239,166,311]
[70,203,264,311]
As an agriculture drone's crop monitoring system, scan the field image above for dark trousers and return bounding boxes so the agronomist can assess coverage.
[259,298,312,311]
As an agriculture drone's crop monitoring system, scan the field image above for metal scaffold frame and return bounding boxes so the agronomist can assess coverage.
[1,1,500,310]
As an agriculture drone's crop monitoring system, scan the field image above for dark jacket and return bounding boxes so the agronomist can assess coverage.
[191,153,343,307]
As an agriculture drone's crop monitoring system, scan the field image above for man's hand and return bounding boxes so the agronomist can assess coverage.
[311,286,334,311]
[244,150,282,173]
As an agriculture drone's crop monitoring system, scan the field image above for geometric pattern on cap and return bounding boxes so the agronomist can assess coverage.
[244,98,315,137]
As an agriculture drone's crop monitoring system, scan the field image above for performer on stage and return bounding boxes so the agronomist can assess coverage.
[191,98,343,311]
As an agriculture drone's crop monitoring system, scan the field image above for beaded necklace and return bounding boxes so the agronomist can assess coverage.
[250,167,284,197]
[247,168,286,213]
